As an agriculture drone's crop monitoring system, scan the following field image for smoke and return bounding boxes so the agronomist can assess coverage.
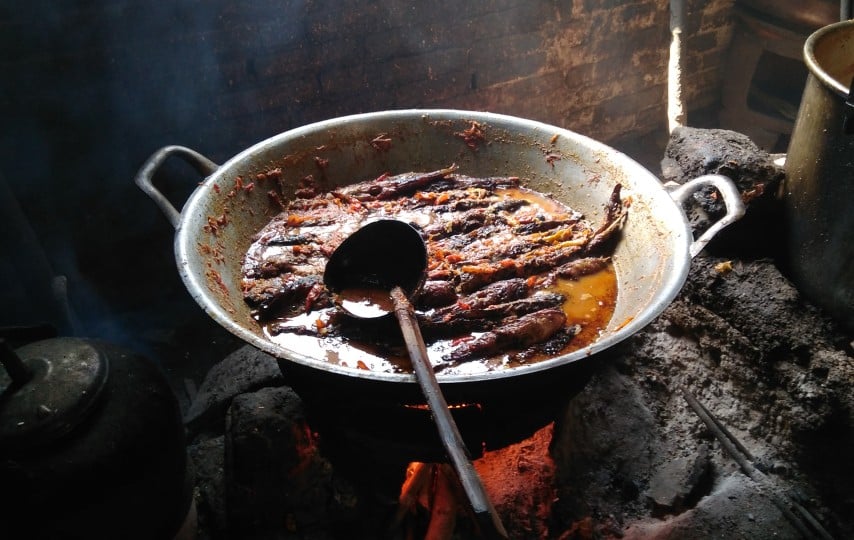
[0,1,305,347]
[0,0,477,353]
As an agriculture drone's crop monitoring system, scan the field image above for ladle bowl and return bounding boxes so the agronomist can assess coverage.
[323,218,427,314]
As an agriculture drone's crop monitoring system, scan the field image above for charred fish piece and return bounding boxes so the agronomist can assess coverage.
[421,193,527,219]
[585,184,627,253]
[459,229,552,264]
[427,174,521,192]
[456,264,520,294]
[418,278,530,329]
[443,308,568,363]
[456,241,587,293]
[403,189,499,212]
[420,291,567,337]
[419,278,528,322]
[511,324,582,361]
[428,223,506,254]
[259,233,312,246]
[241,240,327,280]
[415,280,459,309]
[422,208,492,239]
[244,275,324,319]
[455,277,530,309]
[512,216,582,235]
[333,165,458,201]
[477,291,565,318]
[548,256,611,283]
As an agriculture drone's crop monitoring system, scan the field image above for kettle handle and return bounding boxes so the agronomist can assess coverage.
[667,174,746,258]
[135,146,219,229]
[0,339,33,387]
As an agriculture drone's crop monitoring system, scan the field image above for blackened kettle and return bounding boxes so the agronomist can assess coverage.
[0,336,194,539]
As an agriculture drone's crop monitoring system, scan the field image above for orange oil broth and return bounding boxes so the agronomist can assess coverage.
[546,264,618,355]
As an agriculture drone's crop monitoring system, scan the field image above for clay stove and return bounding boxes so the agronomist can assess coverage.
[181,128,853,539]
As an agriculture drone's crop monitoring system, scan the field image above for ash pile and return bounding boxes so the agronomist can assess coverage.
[183,127,853,539]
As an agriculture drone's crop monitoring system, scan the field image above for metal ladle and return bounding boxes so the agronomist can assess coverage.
[323,219,508,539]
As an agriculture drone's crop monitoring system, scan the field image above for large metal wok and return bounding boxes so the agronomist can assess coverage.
[137,110,743,408]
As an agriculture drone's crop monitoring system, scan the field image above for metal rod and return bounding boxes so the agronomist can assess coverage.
[681,387,834,540]
[842,0,852,21]
[681,388,757,476]
[668,0,688,133]
[690,388,754,461]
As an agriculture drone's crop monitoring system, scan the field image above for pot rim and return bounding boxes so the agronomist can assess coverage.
[172,109,693,386]
[803,19,854,97]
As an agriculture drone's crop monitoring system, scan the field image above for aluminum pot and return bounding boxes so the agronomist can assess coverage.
[784,20,854,331]
[136,110,743,406]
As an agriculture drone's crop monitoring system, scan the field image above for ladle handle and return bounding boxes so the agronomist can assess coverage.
[390,287,508,540]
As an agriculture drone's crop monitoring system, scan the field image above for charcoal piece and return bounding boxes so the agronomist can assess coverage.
[225,386,358,537]
[187,436,227,538]
[184,345,285,437]
[646,444,712,515]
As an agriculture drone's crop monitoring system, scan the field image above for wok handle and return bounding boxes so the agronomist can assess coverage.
[135,145,219,230]
[667,174,745,258]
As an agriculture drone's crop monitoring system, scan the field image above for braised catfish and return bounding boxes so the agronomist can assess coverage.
[241,168,627,374]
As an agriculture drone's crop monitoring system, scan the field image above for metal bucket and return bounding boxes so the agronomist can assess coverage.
[784,20,854,331]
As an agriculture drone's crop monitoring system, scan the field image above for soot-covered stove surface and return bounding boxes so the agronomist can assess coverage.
[176,127,853,539]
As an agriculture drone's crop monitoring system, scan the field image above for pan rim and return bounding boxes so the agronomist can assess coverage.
[174,109,692,386]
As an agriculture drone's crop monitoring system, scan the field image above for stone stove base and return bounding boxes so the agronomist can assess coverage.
[184,128,853,539]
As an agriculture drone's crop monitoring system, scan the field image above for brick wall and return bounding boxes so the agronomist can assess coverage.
[205,0,735,146]
[0,1,734,164]
[210,0,735,144]
[0,0,735,323]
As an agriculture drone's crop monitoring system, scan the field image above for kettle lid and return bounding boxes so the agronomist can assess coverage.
[0,337,108,454]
